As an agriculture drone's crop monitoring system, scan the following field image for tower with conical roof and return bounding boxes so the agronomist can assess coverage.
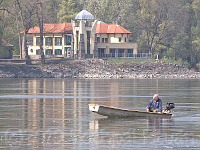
[71,8,98,59]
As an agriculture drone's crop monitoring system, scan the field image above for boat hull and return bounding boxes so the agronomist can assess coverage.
[89,104,172,118]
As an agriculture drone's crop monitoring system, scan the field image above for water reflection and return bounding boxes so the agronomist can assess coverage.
[0,78,200,149]
[88,117,173,149]
[146,118,162,134]
[89,117,168,136]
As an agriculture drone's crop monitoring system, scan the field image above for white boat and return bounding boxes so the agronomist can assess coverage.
[89,104,172,118]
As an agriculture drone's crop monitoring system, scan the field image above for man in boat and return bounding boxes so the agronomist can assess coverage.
[146,94,162,113]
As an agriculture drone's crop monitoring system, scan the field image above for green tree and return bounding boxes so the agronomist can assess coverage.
[43,0,62,23]
[36,0,45,64]
[86,0,127,24]
[132,0,186,55]
[0,8,3,57]
[191,26,200,66]
[14,0,37,64]
[172,33,190,61]
[57,0,82,23]
[0,0,19,58]
[192,0,200,26]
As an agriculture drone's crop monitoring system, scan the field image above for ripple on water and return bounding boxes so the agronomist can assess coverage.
[0,78,200,149]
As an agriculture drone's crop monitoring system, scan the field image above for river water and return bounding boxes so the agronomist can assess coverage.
[0,78,200,150]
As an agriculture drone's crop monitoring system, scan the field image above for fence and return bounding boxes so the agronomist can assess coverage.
[12,53,152,59]
[99,53,152,59]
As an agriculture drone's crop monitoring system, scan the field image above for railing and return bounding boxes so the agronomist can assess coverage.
[98,53,152,59]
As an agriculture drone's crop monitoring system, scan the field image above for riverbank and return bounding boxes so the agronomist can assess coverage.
[0,59,199,78]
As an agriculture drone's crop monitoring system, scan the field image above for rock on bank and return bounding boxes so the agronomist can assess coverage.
[0,59,200,79]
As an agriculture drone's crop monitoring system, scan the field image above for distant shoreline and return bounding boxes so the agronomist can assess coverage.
[0,59,199,79]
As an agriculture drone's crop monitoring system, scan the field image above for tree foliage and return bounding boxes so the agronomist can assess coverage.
[57,0,83,23]
[2,0,200,68]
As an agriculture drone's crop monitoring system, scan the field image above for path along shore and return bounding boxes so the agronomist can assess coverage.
[0,59,199,79]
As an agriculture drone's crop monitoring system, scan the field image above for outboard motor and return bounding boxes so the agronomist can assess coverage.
[164,102,175,113]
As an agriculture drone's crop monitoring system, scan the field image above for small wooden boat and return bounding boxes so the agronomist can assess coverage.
[89,104,172,118]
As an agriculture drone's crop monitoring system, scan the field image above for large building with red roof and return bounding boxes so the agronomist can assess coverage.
[27,9,137,59]
[95,22,137,58]
[27,22,72,58]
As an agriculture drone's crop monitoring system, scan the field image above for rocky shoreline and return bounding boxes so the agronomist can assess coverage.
[0,59,200,79]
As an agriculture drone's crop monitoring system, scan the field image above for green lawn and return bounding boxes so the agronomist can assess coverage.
[107,58,156,63]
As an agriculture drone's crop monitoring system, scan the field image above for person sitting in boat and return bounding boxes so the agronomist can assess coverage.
[146,94,162,113]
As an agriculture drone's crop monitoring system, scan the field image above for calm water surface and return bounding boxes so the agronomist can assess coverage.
[0,79,200,150]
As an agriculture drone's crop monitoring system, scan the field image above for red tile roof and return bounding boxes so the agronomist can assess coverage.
[96,23,131,34]
[28,22,73,34]
[96,23,109,33]
[1,39,13,47]
[28,22,131,34]
[108,24,131,34]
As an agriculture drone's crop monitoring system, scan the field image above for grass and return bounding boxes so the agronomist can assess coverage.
[107,58,156,64]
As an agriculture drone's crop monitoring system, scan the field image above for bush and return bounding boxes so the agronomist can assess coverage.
[196,62,200,71]
[182,60,191,69]
[161,56,191,68]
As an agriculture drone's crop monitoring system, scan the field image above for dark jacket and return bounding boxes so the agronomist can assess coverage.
[147,98,162,112]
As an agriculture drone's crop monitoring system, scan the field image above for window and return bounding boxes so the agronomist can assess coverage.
[119,49,124,53]
[55,37,62,46]
[55,49,62,55]
[45,37,52,46]
[98,48,105,58]
[36,49,41,55]
[105,38,108,43]
[45,49,53,55]
[65,35,71,45]
[36,37,41,46]
[110,49,115,57]
[128,49,133,57]
[119,49,125,57]
[110,49,115,54]
[128,49,133,54]
[97,37,100,43]
[87,31,90,54]
[102,38,104,43]
[125,38,126,42]
[76,31,79,49]
[119,37,121,42]
[30,49,33,53]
